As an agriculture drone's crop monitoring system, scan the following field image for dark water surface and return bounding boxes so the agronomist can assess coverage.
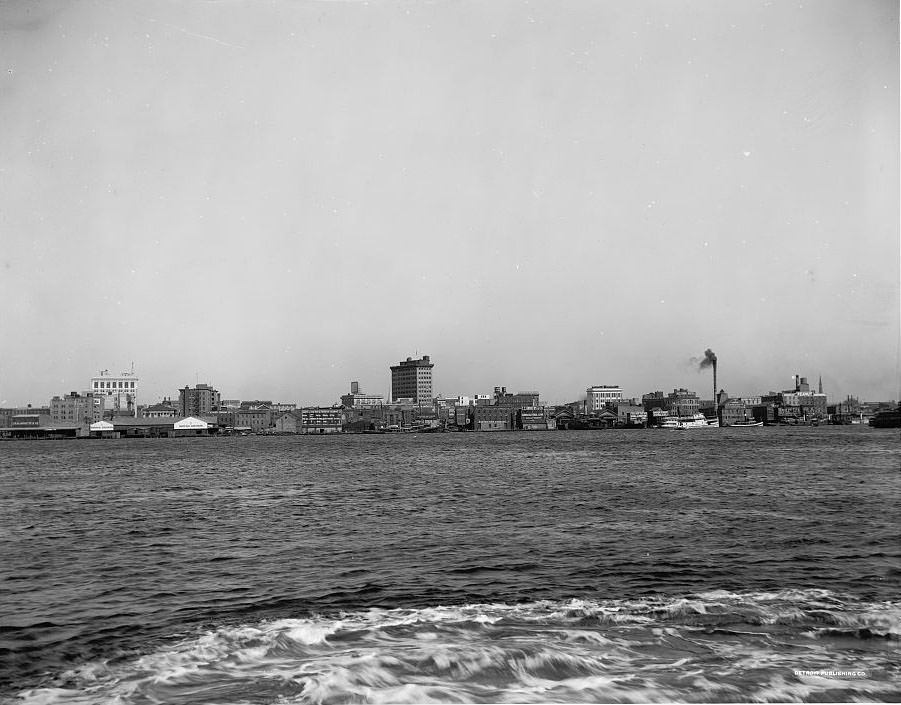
[1,428,899,702]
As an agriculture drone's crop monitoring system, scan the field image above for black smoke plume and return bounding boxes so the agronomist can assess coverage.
[698,348,717,370]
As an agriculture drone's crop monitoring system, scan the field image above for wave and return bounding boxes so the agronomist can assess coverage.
[13,589,900,704]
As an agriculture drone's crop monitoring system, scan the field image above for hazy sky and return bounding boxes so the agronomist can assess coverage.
[1,0,898,407]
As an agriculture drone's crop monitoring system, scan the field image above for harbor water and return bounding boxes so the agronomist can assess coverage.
[1,428,899,703]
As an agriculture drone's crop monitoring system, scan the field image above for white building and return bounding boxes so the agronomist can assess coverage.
[587,385,623,412]
[91,369,138,416]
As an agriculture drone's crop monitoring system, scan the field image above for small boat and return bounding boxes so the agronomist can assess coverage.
[731,420,764,427]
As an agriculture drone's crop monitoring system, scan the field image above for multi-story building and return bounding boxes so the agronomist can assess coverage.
[235,409,272,433]
[774,376,828,421]
[587,385,623,412]
[390,355,433,404]
[616,403,647,427]
[50,392,104,424]
[91,369,138,416]
[300,407,344,434]
[472,404,518,431]
[666,388,700,417]
[178,384,221,418]
[781,391,828,420]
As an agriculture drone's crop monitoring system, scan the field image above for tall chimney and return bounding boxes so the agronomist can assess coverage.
[713,361,717,418]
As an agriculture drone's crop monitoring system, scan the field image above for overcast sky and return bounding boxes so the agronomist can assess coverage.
[1,0,898,407]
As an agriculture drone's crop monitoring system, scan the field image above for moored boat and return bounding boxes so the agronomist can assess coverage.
[660,413,717,429]
[869,407,901,429]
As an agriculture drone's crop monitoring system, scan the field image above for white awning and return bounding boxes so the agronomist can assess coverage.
[174,417,209,430]
[90,420,115,431]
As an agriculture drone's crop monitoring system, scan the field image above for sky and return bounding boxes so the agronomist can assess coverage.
[1,0,898,407]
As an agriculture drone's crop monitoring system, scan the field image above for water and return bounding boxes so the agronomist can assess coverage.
[1,427,898,703]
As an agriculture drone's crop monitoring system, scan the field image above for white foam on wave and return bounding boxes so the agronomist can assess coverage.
[16,589,900,704]
[275,618,342,645]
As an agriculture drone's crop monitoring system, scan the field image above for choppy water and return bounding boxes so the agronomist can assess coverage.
[1,428,899,703]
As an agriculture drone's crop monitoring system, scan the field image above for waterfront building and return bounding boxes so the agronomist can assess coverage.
[274,411,302,433]
[300,407,344,434]
[390,356,433,404]
[552,406,576,429]
[109,416,219,438]
[752,404,778,424]
[616,403,647,427]
[179,384,221,418]
[0,406,51,428]
[777,375,828,420]
[91,368,138,416]
[472,404,517,431]
[0,414,86,439]
[235,409,272,433]
[49,392,104,424]
[519,406,554,431]
[587,385,623,412]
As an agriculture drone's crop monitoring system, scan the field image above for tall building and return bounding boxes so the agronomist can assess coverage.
[178,384,220,417]
[390,355,433,404]
[586,385,623,411]
[91,368,138,416]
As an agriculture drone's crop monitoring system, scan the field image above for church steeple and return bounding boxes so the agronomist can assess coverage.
[818,375,823,394]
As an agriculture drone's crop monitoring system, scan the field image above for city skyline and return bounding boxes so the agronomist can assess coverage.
[0,355,891,411]
[1,0,898,407]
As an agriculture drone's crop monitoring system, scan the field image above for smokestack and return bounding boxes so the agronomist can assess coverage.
[697,348,718,420]
[713,360,717,417]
